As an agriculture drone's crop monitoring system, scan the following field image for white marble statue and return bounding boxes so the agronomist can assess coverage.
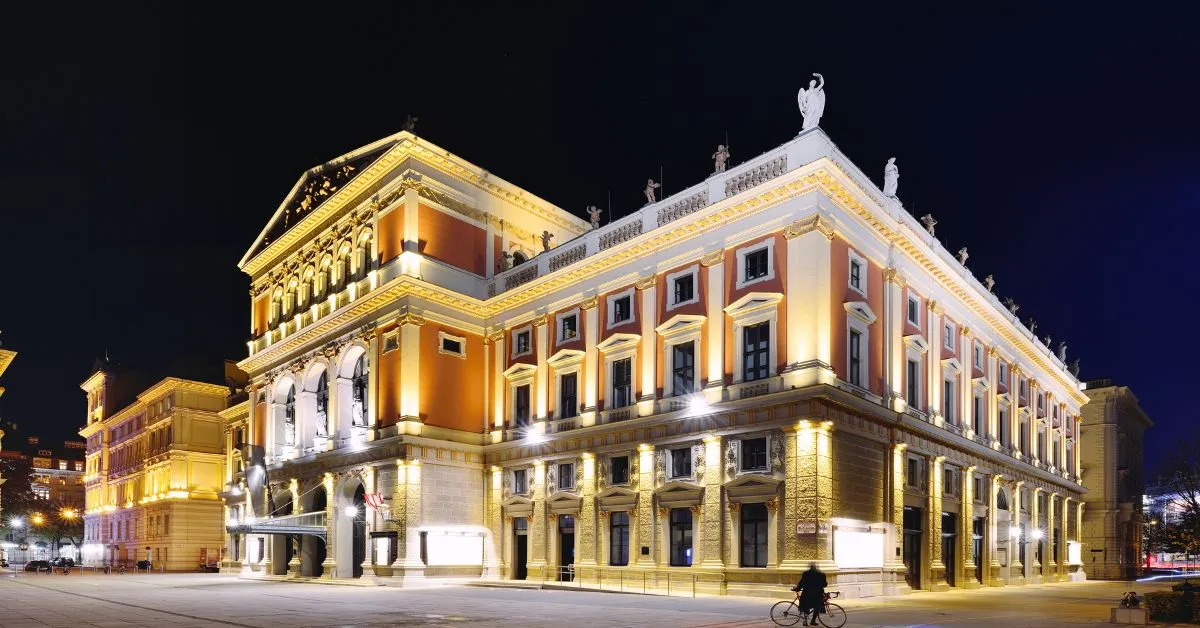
[540,230,554,252]
[883,157,899,197]
[314,411,329,438]
[587,205,602,229]
[1004,297,1019,315]
[984,274,995,292]
[921,214,937,237]
[797,72,826,131]
[1027,319,1038,334]
[644,179,661,205]
[352,400,366,427]
[1057,341,1068,362]
[712,144,731,173]
[957,247,969,265]
[284,417,296,446]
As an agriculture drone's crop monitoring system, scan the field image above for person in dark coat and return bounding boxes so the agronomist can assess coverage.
[792,562,828,625]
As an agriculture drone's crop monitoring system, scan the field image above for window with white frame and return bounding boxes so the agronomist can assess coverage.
[558,462,576,491]
[670,447,692,479]
[973,394,984,436]
[607,288,635,328]
[513,384,531,427]
[611,358,633,409]
[667,265,699,309]
[943,378,956,423]
[906,358,920,407]
[743,322,770,382]
[559,373,578,419]
[999,405,1009,446]
[848,328,864,387]
[557,309,579,343]
[906,456,925,490]
[907,295,920,325]
[438,331,467,358]
[512,326,532,358]
[670,342,696,396]
[973,343,983,370]
[736,240,775,289]
[513,468,528,494]
[848,249,867,296]
[943,322,955,350]
[726,293,782,384]
[998,361,1007,383]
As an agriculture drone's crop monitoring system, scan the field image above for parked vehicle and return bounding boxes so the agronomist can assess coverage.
[24,560,52,572]
[49,557,75,568]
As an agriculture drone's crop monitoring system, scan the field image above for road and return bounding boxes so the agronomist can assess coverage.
[0,571,1172,627]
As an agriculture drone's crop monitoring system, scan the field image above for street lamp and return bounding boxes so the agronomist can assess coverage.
[30,513,45,526]
[1031,528,1044,540]
[61,508,78,520]
[9,517,24,529]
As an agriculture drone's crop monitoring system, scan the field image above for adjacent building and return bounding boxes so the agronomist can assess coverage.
[79,364,229,570]
[0,428,86,562]
[221,118,1088,596]
[0,342,15,523]
[1079,379,1152,579]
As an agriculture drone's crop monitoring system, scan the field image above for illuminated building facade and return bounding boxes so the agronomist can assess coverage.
[0,343,15,522]
[80,368,228,570]
[1078,379,1151,579]
[224,122,1087,596]
[0,430,85,562]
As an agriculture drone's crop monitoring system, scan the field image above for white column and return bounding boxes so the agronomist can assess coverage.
[535,316,549,421]
[491,333,506,432]
[399,311,423,435]
[960,327,972,432]
[883,269,905,411]
[366,333,379,432]
[637,276,657,415]
[703,252,725,402]
[927,302,943,421]
[782,220,834,388]
[987,347,999,443]
[582,297,600,424]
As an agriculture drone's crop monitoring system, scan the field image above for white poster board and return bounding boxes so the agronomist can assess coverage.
[833,528,884,569]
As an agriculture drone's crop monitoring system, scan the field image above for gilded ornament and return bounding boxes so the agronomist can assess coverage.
[532,315,549,327]
[635,276,656,290]
[580,296,599,310]
[699,250,724,267]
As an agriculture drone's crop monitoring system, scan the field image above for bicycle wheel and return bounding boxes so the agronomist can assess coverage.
[817,603,846,628]
[770,600,803,626]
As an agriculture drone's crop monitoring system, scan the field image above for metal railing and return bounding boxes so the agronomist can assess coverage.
[9,562,169,576]
[539,566,722,598]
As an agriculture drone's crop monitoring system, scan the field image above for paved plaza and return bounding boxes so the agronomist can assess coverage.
[0,572,1176,627]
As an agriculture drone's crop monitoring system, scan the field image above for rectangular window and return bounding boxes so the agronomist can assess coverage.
[59,461,67,470]
[907,359,919,406]
[743,322,770,382]
[1019,378,1027,399]
[944,323,955,350]
[999,408,1009,446]
[610,456,630,485]
[514,385,531,427]
[907,296,920,325]
[558,463,575,491]
[973,344,983,369]
[741,438,768,471]
[670,508,694,567]
[906,457,924,489]
[973,476,985,504]
[944,466,959,496]
[613,296,632,324]
[745,249,769,282]
[673,273,694,305]
[671,447,692,479]
[998,362,1007,383]
[609,511,630,566]
[739,502,769,568]
[1037,429,1046,461]
[513,469,527,494]
[943,379,956,423]
[973,396,984,436]
[849,329,863,387]
[611,358,632,408]
[672,343,695,395]
[1019,418,1029,454]
[559,374,578,418]
[560,315,578,341]
[515,331,531,355]
[849,260,862,291]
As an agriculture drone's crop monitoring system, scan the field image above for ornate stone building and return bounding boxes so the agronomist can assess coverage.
[1079,379,1151,580]
[80,367,228,570]
[221,120,1087,596]
[0,343,15,523]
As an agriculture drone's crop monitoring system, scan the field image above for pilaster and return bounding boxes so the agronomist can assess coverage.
[534,316,549,422]
[702,253,725,401]
[927,455,947,591]
[398,311,424,435]
[577,453,598,569]
[886,442,911,592]
[781,420,834,569]
[390,460,425,583]
[635,444,656,567]
[528,461,548,577]
[926,301,943,420]
[581,297,600,422]
[1010,480,1025,585]
[781,221,835,388]
[484,466,503,579]
[985,474,1003,586]
[489,332,505,435]
[1029,487,1042,584]
[698,435,725,568]
[321,472,337,578]
[360,466,376,577]
[636,276,657,415]
[882,268,905,411]
[1045,493,1058,581]
[960,466,978,588]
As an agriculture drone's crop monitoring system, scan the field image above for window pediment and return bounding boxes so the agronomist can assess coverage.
[653,480,704,508]
[723,474,782,502]
[547,492,582,515]
[941,357,963,375]
[972,376,991,391]
[843,301,877,325]
[655,314,706,339]
[724,292,783,319]
[596,332,640,354]
[903,334,929,353]
[501,495,533,516]
[546,349,585,369]
[503,363,537,380]
[597,486,638,511]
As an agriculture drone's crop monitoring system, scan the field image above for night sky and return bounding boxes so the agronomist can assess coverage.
[1,4,1196,471]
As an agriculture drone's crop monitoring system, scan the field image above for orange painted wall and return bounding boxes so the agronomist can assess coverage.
[419,324,485,433]
[378,207,404,265]
[418,204,486,275]
[829,236,884,395]
[598,287,640,343]
[253,394,267,447]
[507,325,538,369]
[657,262,709,393]
[252,293,270,337]
[376,326,401,429]
[721,235,787,383]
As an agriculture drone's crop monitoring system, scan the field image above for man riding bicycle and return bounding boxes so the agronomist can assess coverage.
[792,562,828,626]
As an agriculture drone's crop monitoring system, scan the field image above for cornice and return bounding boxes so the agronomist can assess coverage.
[138,378,228,402]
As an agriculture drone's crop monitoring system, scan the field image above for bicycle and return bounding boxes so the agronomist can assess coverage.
[771,590,846,627]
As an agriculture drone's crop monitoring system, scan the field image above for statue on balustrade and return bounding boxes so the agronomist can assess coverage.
[883,157,899,197]
[644,179,661,205]
[712,144,731,174]
[797,72,826,130]
[587,205,602,229]
[540,230,554,252]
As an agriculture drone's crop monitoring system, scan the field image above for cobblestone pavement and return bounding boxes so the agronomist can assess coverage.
[0,571,1175,627]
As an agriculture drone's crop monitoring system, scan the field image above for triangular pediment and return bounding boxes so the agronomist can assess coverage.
[942,357,963,374]
[844,301,877,325]
[903,334,929,353]
[503,363,538,379]
[596,332,641,353]
[547,491,582,515]
[654,480,704,508]
[724,292,784,317]
[547,349,585,368]
[724,474,783,501]
[597,486,638,511]
[502,495,534,517]
[655,314,706,338]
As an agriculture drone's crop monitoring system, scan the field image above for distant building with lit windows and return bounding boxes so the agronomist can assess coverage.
[79,362,228,569]
[221,120,1088,596]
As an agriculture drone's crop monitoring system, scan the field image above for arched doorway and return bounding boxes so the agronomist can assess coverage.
[271,493,294,576]
[335,476,368,578]
[301,485,326,577]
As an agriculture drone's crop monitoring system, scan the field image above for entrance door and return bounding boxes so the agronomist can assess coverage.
[902,506,922,590]
[973,517,985,584]
[941,512,957,588]
[513,517,528,580]
[558,515,575,581]
[352,485,366,578]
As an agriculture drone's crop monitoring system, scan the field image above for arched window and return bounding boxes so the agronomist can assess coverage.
[283,385,296,445]
[351,355,368,427]
[338,248,351,288]
[269,292,283,330]
[355,245,371,281]
[512,251,527,266]
[316,372,329,418]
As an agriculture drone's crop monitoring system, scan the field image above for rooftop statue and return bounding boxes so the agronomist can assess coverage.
[403,115,418,132]
[499,251,512,271]
[797,72,826,131]
[1027,318,1038,334]
[644,179,661,205]
[1057,341,1068,362]
[957,247,969,265]
[587,205,602,229]
[883,157,899,197]
[984,274,995,292]
[1068,358,1080,377]
[540,230,554,252]
[1003,297,1019,315]
[1043,334,1052,347]
[920,214,937,237]
[712,144,731,174]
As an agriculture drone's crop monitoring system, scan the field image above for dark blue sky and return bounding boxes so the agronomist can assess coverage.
[1,2,1196,472]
